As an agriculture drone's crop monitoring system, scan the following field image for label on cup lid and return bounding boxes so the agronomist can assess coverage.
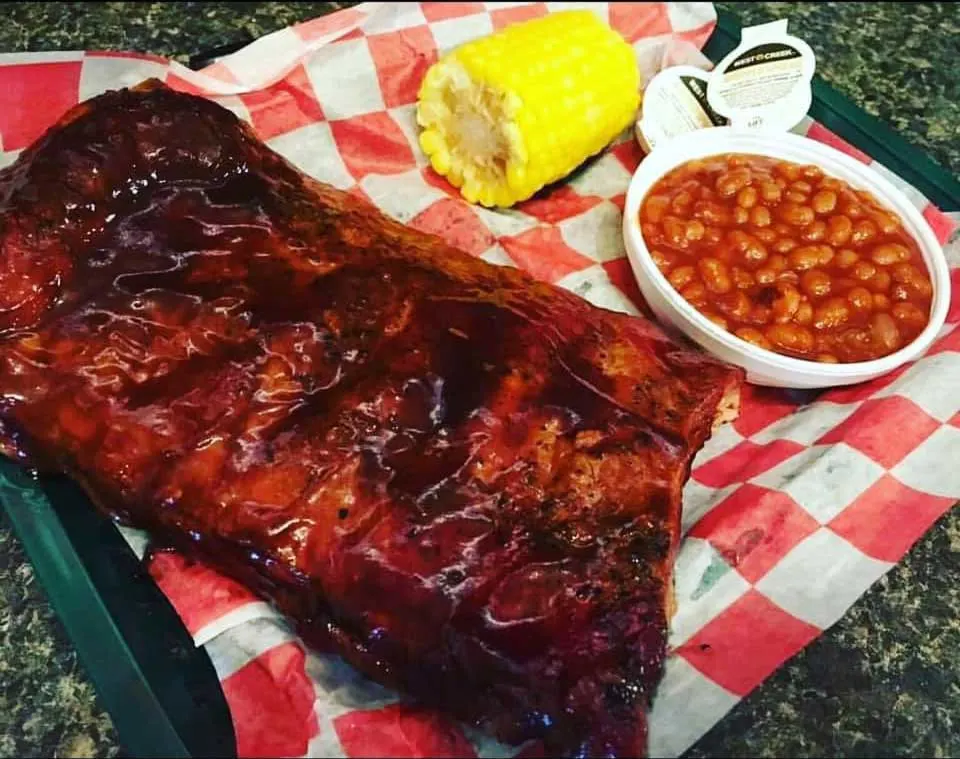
[635,66,729,154]
[706,19,816,132]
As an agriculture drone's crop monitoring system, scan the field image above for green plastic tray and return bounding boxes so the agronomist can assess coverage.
[0,462,236,758]
[1,10,957,759]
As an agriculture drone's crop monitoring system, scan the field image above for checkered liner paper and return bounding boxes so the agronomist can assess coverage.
[2,2,958,757]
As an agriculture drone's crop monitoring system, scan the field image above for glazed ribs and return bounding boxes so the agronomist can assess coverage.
[0,81,742,757]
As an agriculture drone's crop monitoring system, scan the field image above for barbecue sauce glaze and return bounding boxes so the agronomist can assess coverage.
[0,82,741,757]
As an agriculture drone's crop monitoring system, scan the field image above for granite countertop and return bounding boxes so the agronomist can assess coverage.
[0,2,957,757]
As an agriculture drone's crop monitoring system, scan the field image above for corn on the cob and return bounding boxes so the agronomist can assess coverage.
[416,11,640,209]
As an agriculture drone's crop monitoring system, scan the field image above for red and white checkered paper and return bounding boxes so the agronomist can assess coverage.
[4,2,959,756]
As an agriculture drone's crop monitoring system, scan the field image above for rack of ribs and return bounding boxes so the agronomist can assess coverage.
[0,80,742,757]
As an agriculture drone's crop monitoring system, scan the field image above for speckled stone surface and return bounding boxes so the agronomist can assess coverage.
[0,515,119,758]
[0,3,956,758]
[0,1,352,64]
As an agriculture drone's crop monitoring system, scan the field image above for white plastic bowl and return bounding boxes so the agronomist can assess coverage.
[622,127,951,388]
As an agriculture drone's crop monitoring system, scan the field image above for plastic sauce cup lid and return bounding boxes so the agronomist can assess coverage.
[706,19,816,132]
[634,19,817,153]
[635,66,728,153]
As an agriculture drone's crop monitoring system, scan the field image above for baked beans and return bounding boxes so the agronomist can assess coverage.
[640,154,933,363]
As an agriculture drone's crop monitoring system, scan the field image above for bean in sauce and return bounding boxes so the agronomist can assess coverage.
[640,154,933,363]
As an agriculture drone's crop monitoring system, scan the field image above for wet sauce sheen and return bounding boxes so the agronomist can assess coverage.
[0,82,742,756]
[640,153,933,363]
